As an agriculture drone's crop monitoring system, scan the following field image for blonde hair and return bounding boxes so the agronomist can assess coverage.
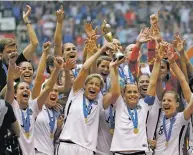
[0,38,16,46]
[85,74,104,89]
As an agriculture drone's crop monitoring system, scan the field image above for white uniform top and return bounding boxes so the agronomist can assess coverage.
[34,105,58,155]
[12,99,40,155]
[147,96,161,140]
[72,64,82,78]
[154,112,188,155]
[59,88,103,151]
[97,105,114,155]
[110,96,151,152]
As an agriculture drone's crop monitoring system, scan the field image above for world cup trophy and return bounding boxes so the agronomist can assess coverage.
[101,20,124,61]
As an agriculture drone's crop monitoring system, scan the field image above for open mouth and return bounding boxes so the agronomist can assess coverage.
[89,89,96,95]
[24,74,31,78]
[69,55,75,58]
[101,72,108,77]
[22,92,29,98]
[50,95,57,101]
[163,105,170,110]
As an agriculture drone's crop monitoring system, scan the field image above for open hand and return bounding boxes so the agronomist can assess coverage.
[84,22,99,39]
[63,58,76,70]
[172,34,185,53]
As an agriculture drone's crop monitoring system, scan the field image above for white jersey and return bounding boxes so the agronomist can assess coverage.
[102,76,111,95]
[154,112,188,155]
[59,88,103,151]
[12,99,40,155]
[147,96,161,140]
[34,105,58,155]
[72,64,82,78]
[97,105,114,155]
[110,96,151,152]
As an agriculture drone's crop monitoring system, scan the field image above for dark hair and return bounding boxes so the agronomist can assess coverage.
[96,56,112,67]
[14,82,20,94]
[18,61,34,72]
[137,73,150,83]
[123,83,138,93]
[161,58,170,81]
[46,55,54,74]
[57,69,65,85]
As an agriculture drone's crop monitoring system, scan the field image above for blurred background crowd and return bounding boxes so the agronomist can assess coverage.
[0,1,193,65]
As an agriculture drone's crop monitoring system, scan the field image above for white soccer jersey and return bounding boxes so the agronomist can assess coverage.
[96,105,114,155]
[12,99,40,155]
[154,112,188,155]
[59,88,103,151]
[110,96,151,152]
[102,76,111,95]
[147,96,161,140]
[34,105,58,155]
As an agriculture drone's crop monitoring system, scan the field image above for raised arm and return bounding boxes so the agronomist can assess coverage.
[168,51,191,103]
[129,28,151,80]
[146,44,162,97]
[103,59,124,109]
[37,57,63,110]
[22,5,39,60]
[54,5,64,56]
[5,53,20,104]
[32,42,51,99]
[173,34,189,82]
[73,42,114,93]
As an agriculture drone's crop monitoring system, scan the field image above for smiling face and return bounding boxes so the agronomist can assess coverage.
[20,62,34,84]
[138,74,150,98]
[46,84,59,108]
[84,77,102,101]
[63,43,77,61]
[124,84,140,108]
[15,82,30,106]
[97,60,110,80]
[162,92,179,118]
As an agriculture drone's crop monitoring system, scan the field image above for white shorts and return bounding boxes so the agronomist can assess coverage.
[56,142,94,155]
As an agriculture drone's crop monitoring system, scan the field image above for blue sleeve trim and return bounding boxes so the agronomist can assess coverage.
[144,95,155,105]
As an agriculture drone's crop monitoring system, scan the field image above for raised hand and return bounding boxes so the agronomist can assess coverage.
[54,56,64,69]
[85,37,98,54]
[156,42,166,60]
[23,5,31,23]
[55,5,64,24]
[109,57,125,68]
[167,50,176,64]
[136,27,151,44]
[172,34,185,53]
[100,42,116,54]
[43,41,51,53]
[57,114,64,129]
[84,22,99,39]
[63,58,76,70]
[9,52,18,65]
[53,102,63,112]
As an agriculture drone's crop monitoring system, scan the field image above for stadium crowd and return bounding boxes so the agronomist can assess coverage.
[1,1,193,155]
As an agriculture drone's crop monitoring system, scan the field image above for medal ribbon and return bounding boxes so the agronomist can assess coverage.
[21,107,31,133]
[109,104,115,130]
[127,107,138,129]
[163,115,176,143]
[73,68,78,78]
[2,63,8,76]
[83,94,94,123]
[118,66,127,82]
[46,108,57,134]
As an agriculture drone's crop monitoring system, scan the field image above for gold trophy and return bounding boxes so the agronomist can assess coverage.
[101,20,124,61]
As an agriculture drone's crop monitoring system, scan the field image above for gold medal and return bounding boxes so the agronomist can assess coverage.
[25,132,30,138]
[85,118,88,123]
[165,141,168,147]
[133,128,139,134]
[110,129,114,135]
[50,133,54,139]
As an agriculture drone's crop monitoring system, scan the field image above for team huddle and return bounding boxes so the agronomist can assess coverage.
[1,4,193,155]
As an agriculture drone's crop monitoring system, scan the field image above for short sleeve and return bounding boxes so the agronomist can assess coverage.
[144,95,155,105]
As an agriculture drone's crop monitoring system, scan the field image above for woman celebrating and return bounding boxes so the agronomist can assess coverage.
[5,52,63,155]
[154,51,192,155]
[110,45,161,154]
[56,40,117,155]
